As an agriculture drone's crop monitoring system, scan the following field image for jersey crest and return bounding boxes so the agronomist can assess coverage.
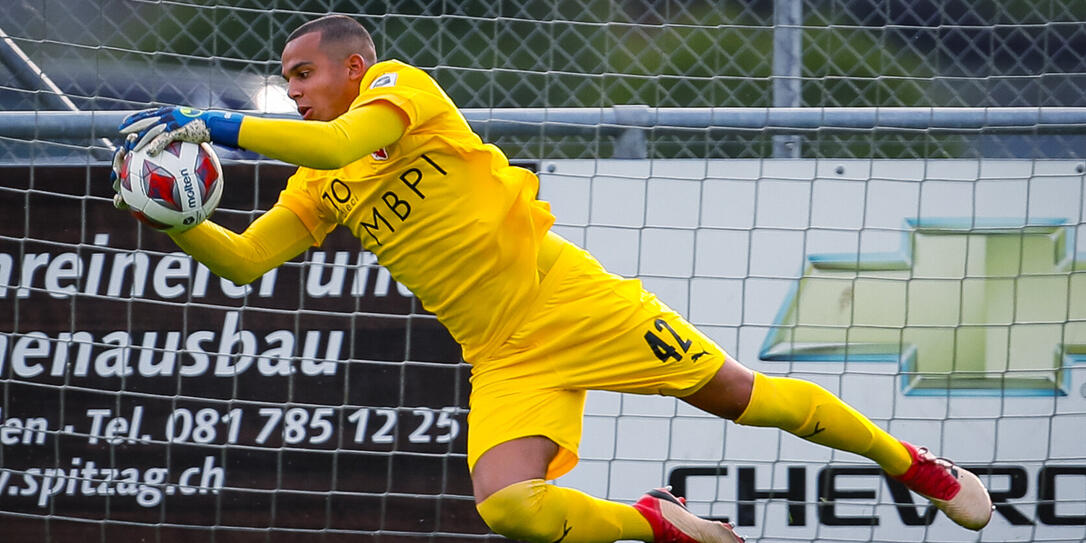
[370,73,398,89]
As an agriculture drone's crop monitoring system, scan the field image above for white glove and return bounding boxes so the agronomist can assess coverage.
[109,133,137,210]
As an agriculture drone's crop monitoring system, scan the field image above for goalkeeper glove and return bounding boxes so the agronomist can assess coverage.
[109,133,137,210]
[119,107,244,156]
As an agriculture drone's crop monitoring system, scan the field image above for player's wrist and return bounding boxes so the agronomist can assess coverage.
[201,111,244,149]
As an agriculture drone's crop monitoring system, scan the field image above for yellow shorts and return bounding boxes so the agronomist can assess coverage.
[467,237,729,480]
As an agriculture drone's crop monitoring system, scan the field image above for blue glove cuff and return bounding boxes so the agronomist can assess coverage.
[204,112,244,149]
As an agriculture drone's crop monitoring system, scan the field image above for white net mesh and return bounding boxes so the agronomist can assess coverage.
[541,157,1086,542]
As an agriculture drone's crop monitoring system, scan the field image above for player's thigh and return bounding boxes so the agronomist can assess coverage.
[679,353,755,420]
[496,245,729,396]
[466,378,586,483]
[555,302,729,396]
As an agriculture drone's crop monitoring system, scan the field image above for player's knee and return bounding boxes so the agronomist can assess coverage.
[475,479,567,542]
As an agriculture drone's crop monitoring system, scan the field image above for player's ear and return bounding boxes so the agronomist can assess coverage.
[346,53,366,81]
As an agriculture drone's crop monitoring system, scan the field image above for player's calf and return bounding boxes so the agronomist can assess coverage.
[892,441,993,530]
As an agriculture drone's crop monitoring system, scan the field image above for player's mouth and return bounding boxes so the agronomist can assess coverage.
[298,106,313,120]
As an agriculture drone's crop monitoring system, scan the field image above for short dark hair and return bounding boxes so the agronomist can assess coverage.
[286,15,377,66]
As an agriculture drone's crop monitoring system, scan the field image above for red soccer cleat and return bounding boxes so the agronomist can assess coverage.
[632,488,745,543]
[893,441,993,530]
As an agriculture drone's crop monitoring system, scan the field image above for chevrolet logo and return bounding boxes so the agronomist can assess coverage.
[760,219,1086,396]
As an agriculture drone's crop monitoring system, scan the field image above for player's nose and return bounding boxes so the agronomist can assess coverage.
[286,82,302,100]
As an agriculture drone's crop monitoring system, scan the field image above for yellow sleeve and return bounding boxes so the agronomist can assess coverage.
[167,205,316,285]
[236,101,407,170]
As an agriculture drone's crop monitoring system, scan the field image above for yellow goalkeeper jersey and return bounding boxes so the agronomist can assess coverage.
[275,60,555,362]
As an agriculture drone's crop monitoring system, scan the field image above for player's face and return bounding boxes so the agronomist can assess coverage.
[281,32,363,121]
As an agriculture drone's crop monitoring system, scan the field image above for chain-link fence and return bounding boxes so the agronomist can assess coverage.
[3,0,1086,160]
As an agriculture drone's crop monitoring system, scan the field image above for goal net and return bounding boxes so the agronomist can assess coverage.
[2,1,1085,542]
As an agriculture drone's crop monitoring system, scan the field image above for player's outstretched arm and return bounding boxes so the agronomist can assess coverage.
[119,102,407,170]
[238,102,406,169]
[167,205,315,285]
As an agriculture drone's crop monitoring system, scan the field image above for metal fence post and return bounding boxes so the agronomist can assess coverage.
[773,0,803,158]
[612,105,650,158]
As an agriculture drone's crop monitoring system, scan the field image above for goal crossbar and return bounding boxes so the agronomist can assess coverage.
[4,107,1086,141]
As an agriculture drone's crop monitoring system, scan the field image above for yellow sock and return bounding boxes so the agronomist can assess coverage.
[476,479,654,543]
[736,372,913,476]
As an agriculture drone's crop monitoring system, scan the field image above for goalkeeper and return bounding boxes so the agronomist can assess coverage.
[112,14,993,543]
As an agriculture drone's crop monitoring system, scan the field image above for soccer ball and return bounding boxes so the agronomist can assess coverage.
[118,141,223,232]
